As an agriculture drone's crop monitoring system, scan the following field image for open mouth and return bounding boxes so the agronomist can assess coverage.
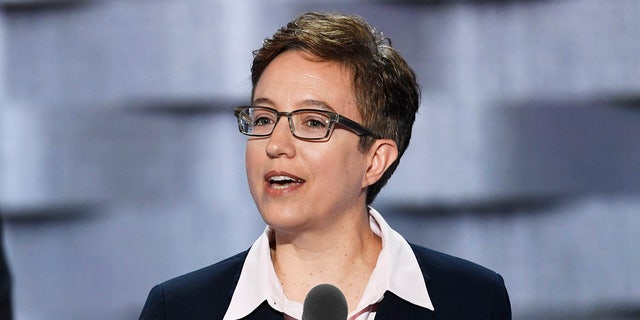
[267,175,305,189]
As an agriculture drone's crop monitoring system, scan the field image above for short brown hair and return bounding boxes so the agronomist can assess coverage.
[251,12,420,204]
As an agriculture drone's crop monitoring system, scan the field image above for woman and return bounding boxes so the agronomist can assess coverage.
[139,12,511,320]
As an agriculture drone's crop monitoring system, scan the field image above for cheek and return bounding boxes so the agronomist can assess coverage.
[245,142,262,186]
[309,146,363,187]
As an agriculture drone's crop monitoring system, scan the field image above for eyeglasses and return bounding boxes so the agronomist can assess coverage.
[234,106,380,141]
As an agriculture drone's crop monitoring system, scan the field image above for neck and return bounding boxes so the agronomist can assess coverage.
[270,207,382,313]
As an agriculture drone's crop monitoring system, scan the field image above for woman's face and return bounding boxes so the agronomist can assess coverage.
[246,50,370,236]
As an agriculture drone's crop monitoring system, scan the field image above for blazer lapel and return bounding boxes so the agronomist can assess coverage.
[242,301,284,320]
[375,291,434,320]
[240,293,434,320]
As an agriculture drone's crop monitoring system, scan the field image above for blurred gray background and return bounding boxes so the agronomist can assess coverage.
[0,0,639,319]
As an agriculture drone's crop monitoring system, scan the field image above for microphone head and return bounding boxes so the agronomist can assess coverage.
[302,283,348,320]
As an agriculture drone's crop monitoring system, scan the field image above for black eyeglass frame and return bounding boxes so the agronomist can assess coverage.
[234,106,381,141]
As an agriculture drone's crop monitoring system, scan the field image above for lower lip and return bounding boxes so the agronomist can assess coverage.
[264,181,304,196]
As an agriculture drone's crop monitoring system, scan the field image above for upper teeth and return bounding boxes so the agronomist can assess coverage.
[270,176,298,182]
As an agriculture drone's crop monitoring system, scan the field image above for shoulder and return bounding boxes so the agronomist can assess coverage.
[139,250,249,320]
[410,243,500,284]
[160,249,249,296]
[409,243,512,319]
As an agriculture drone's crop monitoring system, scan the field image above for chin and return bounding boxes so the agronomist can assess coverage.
[259,205,307,231]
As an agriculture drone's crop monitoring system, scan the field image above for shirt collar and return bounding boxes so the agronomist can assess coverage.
[223,230,284,320]
[223,207,433,320]
[365,207,434,311]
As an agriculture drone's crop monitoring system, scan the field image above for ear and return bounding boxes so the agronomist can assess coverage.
[362,139,399,188]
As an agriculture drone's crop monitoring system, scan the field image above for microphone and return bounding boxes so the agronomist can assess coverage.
[302,283,348,320]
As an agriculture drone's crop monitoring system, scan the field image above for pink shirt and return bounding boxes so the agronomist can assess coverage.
[223,207,433,320]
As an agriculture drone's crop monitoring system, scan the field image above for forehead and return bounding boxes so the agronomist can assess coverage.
[253,50,359,118]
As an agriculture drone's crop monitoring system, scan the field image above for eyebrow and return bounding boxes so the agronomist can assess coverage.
[252,98,336,112]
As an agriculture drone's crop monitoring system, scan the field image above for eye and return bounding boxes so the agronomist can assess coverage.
[253,116,274,127]
[306,118,327,128]
[250,109,276,127]
[299,113,329,128]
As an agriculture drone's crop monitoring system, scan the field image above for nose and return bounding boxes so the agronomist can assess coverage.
[266,116,296,158]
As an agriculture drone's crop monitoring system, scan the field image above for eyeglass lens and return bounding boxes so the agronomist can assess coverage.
[238,107,333,139]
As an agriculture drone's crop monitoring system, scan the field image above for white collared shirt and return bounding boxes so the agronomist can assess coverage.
[223,207,433,320]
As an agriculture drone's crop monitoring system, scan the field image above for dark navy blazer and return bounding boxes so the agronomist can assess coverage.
[139,244,511,319]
